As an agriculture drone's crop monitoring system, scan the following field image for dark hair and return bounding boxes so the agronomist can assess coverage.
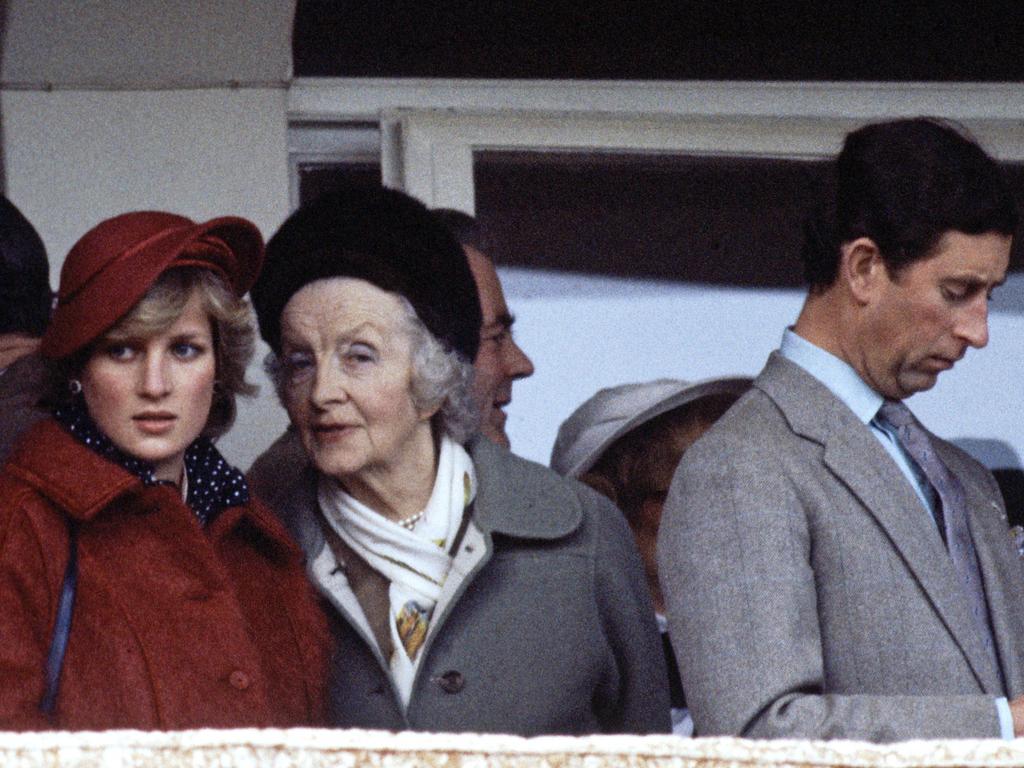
[253,188,482,362]
[802,117,1018,289]
[0,196,52,336]
[432,208,493,255]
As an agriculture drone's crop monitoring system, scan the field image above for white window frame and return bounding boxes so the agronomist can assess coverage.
[287,79,1024,212]
[286,121,382,208]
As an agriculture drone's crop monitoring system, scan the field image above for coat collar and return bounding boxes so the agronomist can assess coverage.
[6,419,139,521]
[756,352,1007,694]
[276,436,584,556]
[466,436,582,540]
[6,419,292,558]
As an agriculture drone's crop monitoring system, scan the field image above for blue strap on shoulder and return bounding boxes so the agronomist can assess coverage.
[39,520,78,715]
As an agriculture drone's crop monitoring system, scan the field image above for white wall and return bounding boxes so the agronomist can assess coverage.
[0,1,297,469]
[0,87,295,468]
[0,1,292,86]
[502,269,1024,470]
[2,88,291,274]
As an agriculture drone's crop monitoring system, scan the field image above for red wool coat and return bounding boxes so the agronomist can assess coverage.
[0,419,331,731]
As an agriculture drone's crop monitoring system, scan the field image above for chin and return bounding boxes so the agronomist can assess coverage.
[311,452,364,482]
[903,371,941,395]
[482,425,510,449]
[118,437,182,465]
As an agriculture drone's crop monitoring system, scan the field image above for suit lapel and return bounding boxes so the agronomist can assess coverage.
[942,443,1024,697]
[758,353,1004,693]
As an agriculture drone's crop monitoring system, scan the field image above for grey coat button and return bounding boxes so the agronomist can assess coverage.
[434,670,464,693]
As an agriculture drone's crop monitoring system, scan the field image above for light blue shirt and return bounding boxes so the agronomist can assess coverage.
[779,329,937,520]
[778,328,1013,738]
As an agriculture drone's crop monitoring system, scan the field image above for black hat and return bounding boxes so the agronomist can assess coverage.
[0,196,51,337]
[253,187,482,362]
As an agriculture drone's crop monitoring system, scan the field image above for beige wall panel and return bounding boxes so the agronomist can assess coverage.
[0,1,294,86]
[0,86,294,469]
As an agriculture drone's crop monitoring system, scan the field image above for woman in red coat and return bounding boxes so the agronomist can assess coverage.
[0,212,330,730]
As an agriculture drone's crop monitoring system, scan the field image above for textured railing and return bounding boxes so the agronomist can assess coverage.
[2,729,1024,768]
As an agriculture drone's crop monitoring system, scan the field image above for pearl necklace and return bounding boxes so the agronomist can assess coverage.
[397,510,424,530]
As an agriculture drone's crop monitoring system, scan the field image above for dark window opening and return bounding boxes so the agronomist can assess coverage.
[296,154,1024,288]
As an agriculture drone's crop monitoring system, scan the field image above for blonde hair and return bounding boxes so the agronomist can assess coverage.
[51,267,257,438]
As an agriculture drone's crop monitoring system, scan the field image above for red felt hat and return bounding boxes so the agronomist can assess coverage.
[41,211,264,358]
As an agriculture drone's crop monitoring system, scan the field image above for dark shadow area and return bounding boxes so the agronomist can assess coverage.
[474,152,824,287]
[994,469,1024,528]
[0,0,8,193]
[297,153,1024,288]
[473,153,1024,287]
[294,1,1024,82]
[297,161,382,207]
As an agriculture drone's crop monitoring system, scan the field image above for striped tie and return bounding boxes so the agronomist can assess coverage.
[877,399,1003,687]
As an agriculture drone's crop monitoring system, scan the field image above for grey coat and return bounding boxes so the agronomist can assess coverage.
[657,352,1024,742]
[263,436,670,736]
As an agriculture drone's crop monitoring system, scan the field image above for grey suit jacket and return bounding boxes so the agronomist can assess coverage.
[657,352,1024,742]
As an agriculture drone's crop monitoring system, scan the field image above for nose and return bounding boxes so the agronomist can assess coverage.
[504,339,535,381]
[139,352,171,398]
[955,297,990,349]
[309,355,349,407]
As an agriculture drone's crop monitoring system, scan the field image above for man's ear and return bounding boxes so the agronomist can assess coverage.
[840,237,885,304]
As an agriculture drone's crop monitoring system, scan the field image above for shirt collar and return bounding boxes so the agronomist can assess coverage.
[779,328,883,425]
[54,398,248,524]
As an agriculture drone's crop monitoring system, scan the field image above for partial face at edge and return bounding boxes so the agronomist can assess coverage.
[465,246,535,448]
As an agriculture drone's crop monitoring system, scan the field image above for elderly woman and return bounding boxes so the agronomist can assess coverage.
[0,212,329,730]
[249,188,669,735]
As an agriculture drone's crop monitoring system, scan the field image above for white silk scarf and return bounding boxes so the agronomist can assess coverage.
[318,435,476,706]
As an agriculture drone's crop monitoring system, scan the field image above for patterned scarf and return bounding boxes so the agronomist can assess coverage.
[54,400,248,526]
[317,434,476,707]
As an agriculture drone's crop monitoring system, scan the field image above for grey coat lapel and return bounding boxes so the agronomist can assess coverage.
[758,353,1003,694]
[941,442,1024,697]
[274,439,588,707]
[274,467,398,677]
[406,438,584,703]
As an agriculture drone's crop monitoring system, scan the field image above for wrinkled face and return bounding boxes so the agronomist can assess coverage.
[81,290,215,483]
[465,246,534,448]
[278,278,435,484]
[855,230,1010,400]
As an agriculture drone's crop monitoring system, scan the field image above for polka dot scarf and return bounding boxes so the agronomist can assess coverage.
[54,400,249,526]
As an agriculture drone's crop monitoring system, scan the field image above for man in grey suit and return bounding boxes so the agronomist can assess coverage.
[657,117,1024,742]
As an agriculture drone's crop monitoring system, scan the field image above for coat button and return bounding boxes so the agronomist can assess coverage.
[434,670,464,694]
[228,670,251,690]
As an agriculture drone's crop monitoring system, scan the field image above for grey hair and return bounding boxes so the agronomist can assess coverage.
[399,297,479,443]
[265,294,479,444]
